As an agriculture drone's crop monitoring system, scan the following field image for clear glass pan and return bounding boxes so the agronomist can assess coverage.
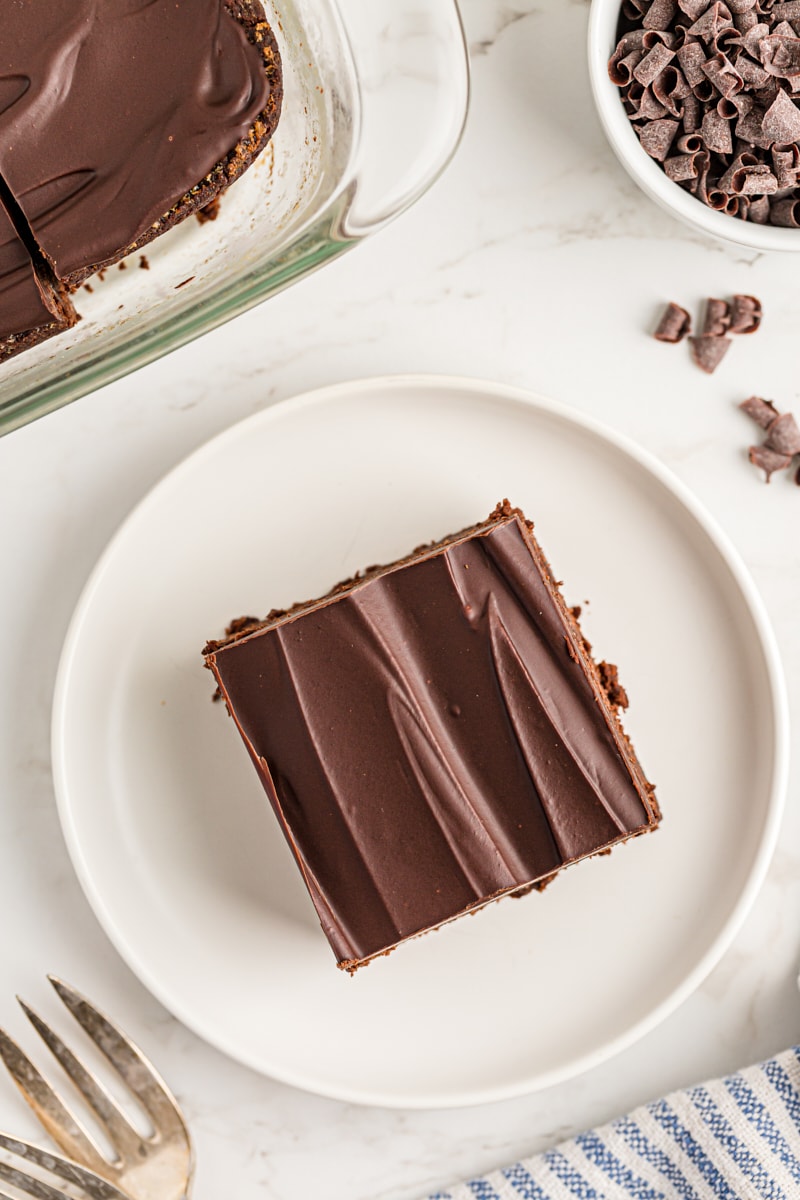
[0,0,468,435]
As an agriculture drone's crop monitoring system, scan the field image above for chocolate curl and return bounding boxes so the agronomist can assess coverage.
[748,445,793,479]
[690,148,714,198]
[765,412,800,454]
[759,34,800,76]
[702,296,732,334]
[665,150,703,179]
[701,105,735,148]
[747,193,772,220]
[740,395,778,427]
[736,55,772,87]
[770,1,800,20]
[677,40,709,86]
[654,300,692,341]
[689,334,732,371]
[734,9,759,33]
[740,24,771,59]
[634,42,677,86]
[727,0,757,11]
[694,148,714,200]
[772,21,799,42]
[689,3,735,45]
[702,52,745,95]
[717,95,740,118]
[635,83,669,118]
[713,26,743,56]
[644,0,679,28]
[682,90,703,128]
[640,117,681,158]
[771,141,800,185]
[676,130,705,150]
[610,47,646,86]
[729,293,763,332]
[642,28,679,49]
[678,0,709,17]
[718,149,760,187]
[622,0,650,16]
[705,182,734,206]
[770,195,800,222]
[653,65,693,113]
[734,102,773,146]
[761,86,800,142]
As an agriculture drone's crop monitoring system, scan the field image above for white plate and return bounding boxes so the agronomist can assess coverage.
[52,375,789,1109]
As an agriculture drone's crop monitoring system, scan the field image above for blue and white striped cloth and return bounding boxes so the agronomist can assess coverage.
[428,1047,800,1199]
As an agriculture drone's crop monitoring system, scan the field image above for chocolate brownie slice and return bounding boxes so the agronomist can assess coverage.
[204,502,659,973]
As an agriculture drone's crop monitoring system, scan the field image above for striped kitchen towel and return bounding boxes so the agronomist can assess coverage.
[428,1047,800,1199]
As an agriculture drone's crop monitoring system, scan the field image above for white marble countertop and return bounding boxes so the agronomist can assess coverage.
[1,2,799,1197]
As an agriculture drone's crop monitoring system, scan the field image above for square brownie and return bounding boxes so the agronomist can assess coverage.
[204,501,659,972]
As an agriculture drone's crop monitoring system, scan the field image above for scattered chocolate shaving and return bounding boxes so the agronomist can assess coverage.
[741,395,800,482]
[765,411,800,455]
[139,255,150,270]
[702,296,731,335]
[654,300,692,341]
[728,293,762,333]
[688,333,731,372]
[748,444,793,480]
[739,395,778,428]
[609,0,800,226]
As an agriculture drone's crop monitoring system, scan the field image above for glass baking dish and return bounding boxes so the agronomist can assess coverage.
[0,0,468,436]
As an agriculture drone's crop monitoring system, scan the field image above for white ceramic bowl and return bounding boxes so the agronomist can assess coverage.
[587,0,800,252]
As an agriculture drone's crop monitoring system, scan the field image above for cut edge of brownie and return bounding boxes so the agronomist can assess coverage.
[0,175,79,362]
[205,500,660,974]
[60,0,284,288]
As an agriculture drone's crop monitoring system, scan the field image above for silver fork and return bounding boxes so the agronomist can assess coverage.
[0,978,193,1200]
[0,1130,129,1199]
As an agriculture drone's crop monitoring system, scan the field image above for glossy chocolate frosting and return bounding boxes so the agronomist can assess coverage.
[206,508,658,970]
[0,0,271,280]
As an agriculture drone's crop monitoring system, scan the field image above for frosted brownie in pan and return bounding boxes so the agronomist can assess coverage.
[204,501,659,973]
[0,0,282,359]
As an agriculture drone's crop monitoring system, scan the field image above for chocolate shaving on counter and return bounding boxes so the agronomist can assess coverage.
[741,395,800,481]
[765,410,800,454]
[729,293,762,332]
[748,444,793,479]
[740,394,778,428]
[654,293,762,372]
[702,296,730,335]
[654,300,692,340]
[689,333,731,372]
[609,0,800,226]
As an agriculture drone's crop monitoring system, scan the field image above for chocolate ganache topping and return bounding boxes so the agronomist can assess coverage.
[0,0,272,281]
[206,507,657,970]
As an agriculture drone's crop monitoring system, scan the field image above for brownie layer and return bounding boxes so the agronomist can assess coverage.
[205,503,658,972]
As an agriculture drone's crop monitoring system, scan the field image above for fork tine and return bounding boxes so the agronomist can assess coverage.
[0,1030,108,1176]
[19,1001,142,1160]
[48,979,188,1140]
[0,1132,128,1199]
